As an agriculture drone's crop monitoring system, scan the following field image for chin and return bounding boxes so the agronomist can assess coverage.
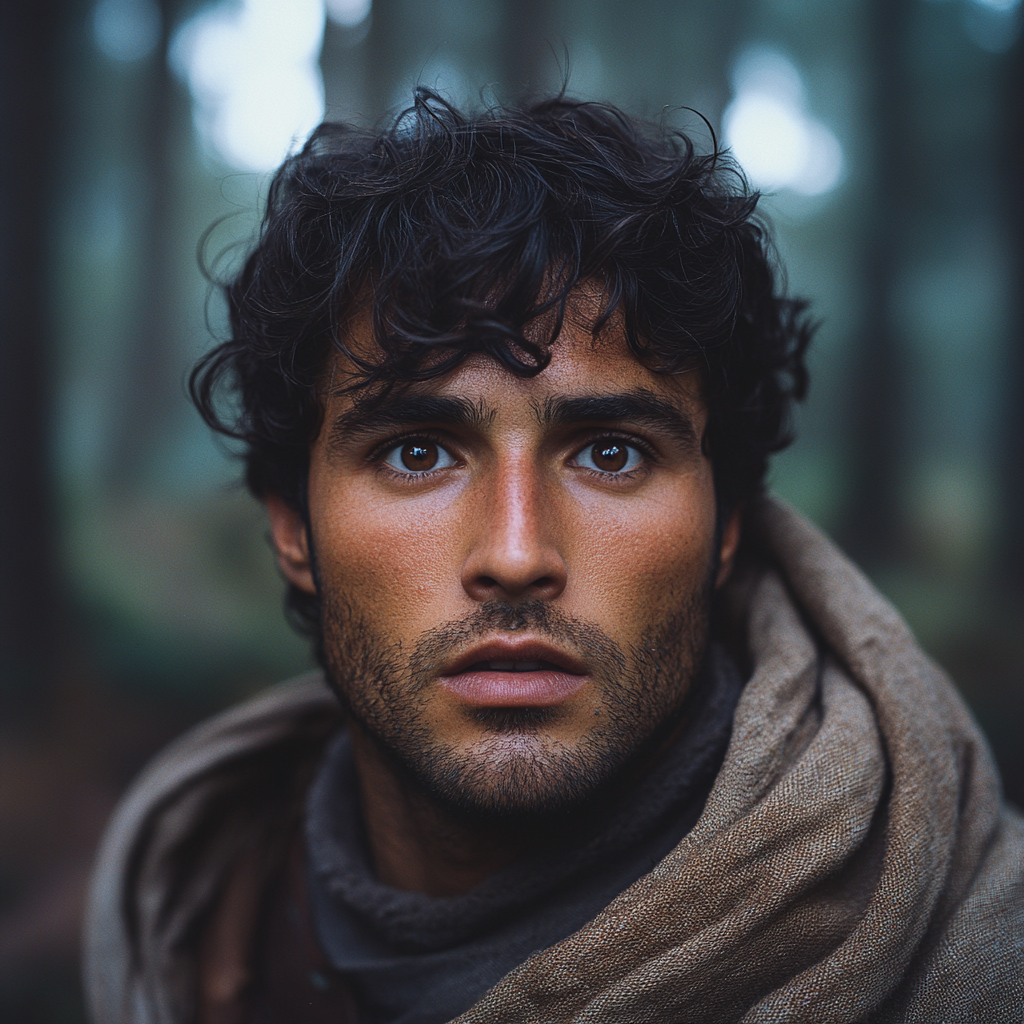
[406,730,623,821]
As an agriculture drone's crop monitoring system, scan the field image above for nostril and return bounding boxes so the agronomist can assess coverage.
[461,535,568,602]
[466,572,562,601]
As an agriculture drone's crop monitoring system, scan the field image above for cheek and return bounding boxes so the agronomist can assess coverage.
[559,475,717,628]
[309,478,466,625]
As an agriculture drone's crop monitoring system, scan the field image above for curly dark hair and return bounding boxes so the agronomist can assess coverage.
[191,89,812,645]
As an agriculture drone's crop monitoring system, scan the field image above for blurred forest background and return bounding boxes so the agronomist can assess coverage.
[1,0,1022,1019]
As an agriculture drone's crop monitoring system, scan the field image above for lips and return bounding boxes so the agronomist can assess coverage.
[439,639,588,707]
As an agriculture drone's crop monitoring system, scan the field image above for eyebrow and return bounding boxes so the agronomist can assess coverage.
[327,395,492,447]
[326,387,700,451]
[536,389,701,448]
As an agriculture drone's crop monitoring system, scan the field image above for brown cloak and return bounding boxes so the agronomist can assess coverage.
[83,499,1024,1023]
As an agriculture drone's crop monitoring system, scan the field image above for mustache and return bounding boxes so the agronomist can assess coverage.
[406,600,627,687]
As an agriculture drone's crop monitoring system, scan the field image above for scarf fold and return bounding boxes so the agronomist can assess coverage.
[304,646,743,1024]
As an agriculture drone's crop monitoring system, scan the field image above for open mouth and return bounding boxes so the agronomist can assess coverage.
[468,659,564,672]
[441,642,588,708]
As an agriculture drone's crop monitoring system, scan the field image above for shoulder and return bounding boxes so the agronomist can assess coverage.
[83,673,343,1024]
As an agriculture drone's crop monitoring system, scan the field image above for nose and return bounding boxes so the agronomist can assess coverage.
[461,456,567,603]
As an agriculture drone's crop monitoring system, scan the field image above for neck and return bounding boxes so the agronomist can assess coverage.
[345,707,695,898]
[347,722,539,896]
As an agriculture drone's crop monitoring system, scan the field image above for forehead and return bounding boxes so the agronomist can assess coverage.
[331,300,704,416]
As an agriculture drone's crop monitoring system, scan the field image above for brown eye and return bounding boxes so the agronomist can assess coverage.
[384,439,456,474]
[401,442,438,471]
[576,440,642,474]
[592,443,628,472]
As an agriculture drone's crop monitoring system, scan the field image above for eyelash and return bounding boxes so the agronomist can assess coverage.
[370,431,658,479]
[571,433,657,476]
[371,431,457,478]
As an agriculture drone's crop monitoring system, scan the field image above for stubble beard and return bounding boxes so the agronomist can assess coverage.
[320,583,713,822]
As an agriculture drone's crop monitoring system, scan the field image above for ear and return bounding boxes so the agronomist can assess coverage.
[266,494,317,594]
[714,508,742,589]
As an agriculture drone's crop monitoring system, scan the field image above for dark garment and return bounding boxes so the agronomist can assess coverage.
[246,833,360,1024]
[304,645,744,1024]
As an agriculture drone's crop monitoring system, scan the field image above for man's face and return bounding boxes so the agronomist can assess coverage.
[270,304,739,819]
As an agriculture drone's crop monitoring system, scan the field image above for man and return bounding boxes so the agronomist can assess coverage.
[84,93,1023,1024]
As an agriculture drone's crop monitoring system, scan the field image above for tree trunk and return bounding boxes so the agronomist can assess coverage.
[840,0,914,570]
[0,0,64,715]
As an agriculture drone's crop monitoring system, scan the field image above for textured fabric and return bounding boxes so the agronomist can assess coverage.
[83,676,344,1024]
[83,497,1024,1024]
[303,646,743,1024]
